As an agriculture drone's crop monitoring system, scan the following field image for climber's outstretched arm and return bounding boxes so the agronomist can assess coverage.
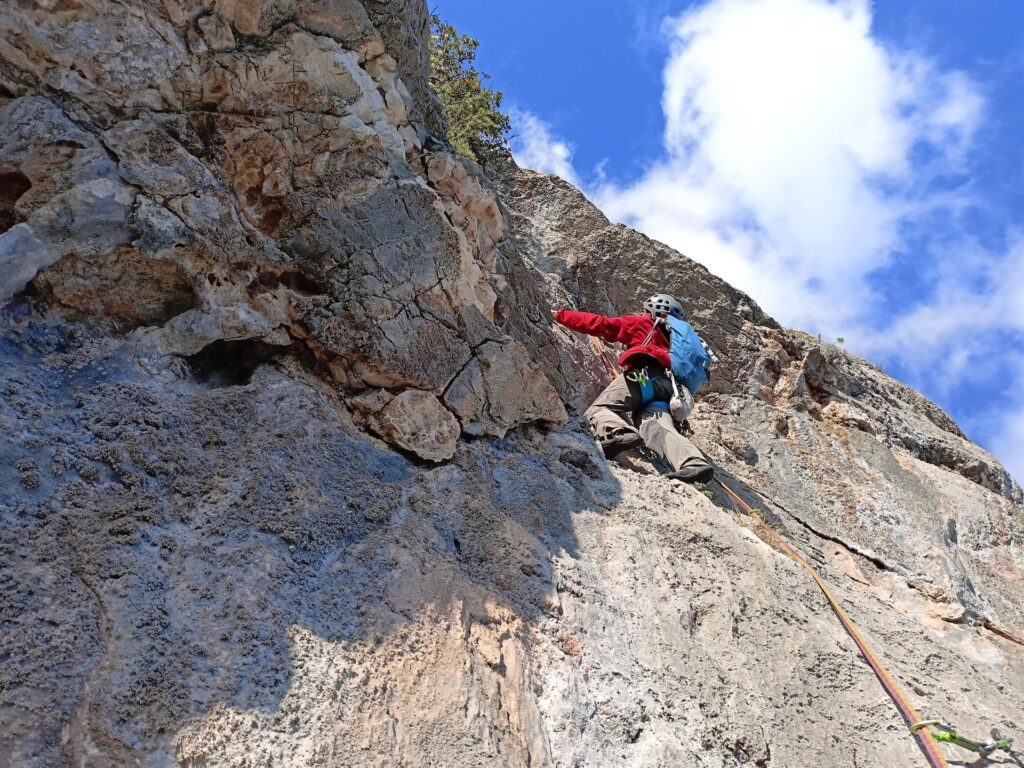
[552,309,631,345]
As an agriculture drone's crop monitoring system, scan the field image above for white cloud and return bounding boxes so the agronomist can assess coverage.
[868,235,1024,375]
[590,0,985,339]
[509,110,581,187]
[991,397,1024,484]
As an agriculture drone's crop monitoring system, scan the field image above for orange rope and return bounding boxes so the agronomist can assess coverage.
[714,478,949,768]
[586,335,621,379]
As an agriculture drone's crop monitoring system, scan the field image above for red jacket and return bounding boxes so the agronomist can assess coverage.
[553,309,671,370]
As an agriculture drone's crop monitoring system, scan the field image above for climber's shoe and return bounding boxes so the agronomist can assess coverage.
[666,464,715,484]
[599,431,642,459]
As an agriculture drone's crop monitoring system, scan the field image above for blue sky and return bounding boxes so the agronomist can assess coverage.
[434,0,1024,482]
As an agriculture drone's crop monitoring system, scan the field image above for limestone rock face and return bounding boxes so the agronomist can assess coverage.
[0,0,564,440]
[351,387,461,461]
[1,3,1022,768]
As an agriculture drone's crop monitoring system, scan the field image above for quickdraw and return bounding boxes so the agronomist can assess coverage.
[910,721,1014,758]
[712,476,1016,768]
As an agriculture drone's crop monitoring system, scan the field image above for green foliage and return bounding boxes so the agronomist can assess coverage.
[786,328,819,345]
[787,328,852,358]
[693,482,715,500]
[429,15,511,165]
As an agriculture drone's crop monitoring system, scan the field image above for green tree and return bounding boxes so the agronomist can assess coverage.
[429,15,511,165]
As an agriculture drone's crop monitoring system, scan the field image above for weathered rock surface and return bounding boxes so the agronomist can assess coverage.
[0,0,566,446]
[1,2,1022,768]
[351,387,461,461]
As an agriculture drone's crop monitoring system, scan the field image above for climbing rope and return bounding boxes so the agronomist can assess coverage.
[586,335,621,379]
[713,477,952,768]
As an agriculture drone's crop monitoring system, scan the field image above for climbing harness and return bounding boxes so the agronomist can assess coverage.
[712,476,1016,768]
[910,721,1014,758]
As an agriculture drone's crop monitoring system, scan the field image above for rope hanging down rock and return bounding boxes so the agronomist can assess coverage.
[713,477,954,768]
[715,475,1020,765]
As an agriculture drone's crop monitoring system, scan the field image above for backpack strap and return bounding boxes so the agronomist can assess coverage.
[640,316,663,347]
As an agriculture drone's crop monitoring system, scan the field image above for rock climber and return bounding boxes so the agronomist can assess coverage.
[551,294,715,484]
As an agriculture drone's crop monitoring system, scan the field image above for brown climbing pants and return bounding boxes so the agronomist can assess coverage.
[585,374,710,471]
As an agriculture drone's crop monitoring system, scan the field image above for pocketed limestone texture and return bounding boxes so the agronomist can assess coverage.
[1,3,1021,768]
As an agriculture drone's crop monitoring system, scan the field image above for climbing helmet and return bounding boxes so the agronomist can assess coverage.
[643,293,684,319]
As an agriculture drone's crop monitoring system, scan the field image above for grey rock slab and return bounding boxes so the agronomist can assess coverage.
[0,179,136,302]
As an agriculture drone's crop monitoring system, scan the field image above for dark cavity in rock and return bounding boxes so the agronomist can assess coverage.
[186,339,287,387]
[0,169,32,232]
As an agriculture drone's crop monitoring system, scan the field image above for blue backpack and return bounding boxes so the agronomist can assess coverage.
[664,315,713,394]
